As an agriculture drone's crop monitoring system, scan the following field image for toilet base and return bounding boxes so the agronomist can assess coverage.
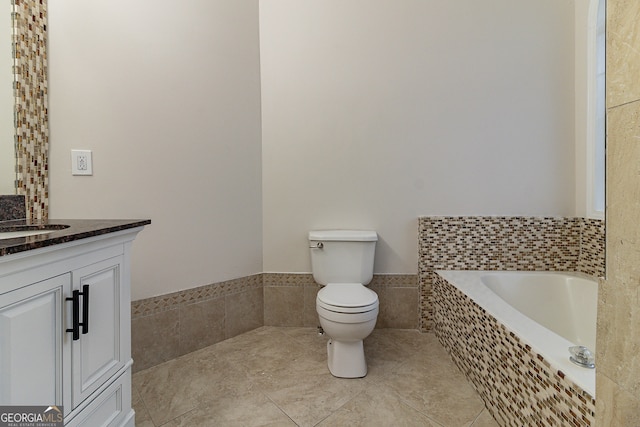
[327,339,367,378]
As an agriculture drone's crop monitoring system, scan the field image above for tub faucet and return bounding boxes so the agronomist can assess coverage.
[569,346,595,369]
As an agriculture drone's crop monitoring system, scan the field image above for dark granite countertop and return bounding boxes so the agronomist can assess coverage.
[0,219,151,257]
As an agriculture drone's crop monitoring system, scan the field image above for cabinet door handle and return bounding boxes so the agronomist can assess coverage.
[81,284,89,335]
[66,290,80,341]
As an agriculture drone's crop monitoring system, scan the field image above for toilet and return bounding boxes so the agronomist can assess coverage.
[309,230,379,378]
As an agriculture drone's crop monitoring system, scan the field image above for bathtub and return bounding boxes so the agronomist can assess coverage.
[435,270,597,397]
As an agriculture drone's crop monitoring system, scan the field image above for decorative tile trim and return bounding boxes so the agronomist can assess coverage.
[433,274,595,426]
[131,274,263,318]
[13,0,49,222]
[262,272,316,287]
[418,216,605,332]
[262,273,417,288]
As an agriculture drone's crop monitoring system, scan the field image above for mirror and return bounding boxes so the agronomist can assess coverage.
[1,2,13,194]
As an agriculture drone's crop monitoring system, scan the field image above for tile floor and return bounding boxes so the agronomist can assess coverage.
[133,327,499,427]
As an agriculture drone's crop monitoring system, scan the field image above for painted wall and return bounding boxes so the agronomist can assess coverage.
[596,0,640,423]
[47,0,579,299]
[261,0,576,274]
[48,0,263,300]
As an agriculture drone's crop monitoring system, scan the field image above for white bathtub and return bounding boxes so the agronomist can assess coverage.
[436,270,597,396]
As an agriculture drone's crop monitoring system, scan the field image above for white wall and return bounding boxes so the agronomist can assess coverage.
[48,0,263,300]
[261,0,577,274]
[47,0,579,299]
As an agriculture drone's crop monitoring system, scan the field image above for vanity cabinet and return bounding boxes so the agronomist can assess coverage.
[0,226,144,427]
[70,256,126,409]
[0,273,69,406]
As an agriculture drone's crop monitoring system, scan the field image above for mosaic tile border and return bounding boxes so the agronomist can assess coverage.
[418,216,604,331]
[262,272,316,287]
[134,273,419,323]
[13,0,49,222]
[131,274,263,318]
[262,272,417,289]
[433,274,595,426]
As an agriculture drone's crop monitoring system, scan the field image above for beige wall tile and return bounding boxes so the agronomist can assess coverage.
[600,102,640,393]
[263,286,304,326]
[226,288,263,337]
[607,0,640,107]
[596,373,640,426]
[374,287,418,329]
[600,0,640,420]
[179,298,226,355]
[606,103,640,275]
[597,277,640,392]
[132,310,181,373]
[303,284,320,327]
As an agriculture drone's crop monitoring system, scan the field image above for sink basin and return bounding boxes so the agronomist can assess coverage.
[0,224,70,240]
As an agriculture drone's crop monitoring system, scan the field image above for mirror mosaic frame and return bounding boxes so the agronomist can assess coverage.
[13,0,48,221]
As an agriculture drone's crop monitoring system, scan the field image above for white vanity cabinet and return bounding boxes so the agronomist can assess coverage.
[0,273,69,407]
[0,226,144,427]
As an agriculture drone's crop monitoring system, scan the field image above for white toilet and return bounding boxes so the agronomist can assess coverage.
[309,230,379,378]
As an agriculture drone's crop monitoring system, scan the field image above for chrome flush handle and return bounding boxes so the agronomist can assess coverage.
[309,242,324,249]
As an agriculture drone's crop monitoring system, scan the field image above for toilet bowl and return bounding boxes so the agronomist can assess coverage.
[316,283,379,378]
[309,229,379,378]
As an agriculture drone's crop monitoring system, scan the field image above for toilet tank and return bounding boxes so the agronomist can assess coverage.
[308,230,377,285]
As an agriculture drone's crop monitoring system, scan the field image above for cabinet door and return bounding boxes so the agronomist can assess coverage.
[0,274,70,406]
[71,256,126,408]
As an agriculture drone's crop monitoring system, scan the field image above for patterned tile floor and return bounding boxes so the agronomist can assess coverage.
[133,327,499,427]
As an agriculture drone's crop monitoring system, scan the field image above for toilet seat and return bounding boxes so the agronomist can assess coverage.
[317,283,378,314]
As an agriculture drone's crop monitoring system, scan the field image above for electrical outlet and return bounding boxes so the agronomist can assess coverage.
[71,150,93,176]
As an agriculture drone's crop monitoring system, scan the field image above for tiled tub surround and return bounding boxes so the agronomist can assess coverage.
[433,273,596,426]
[131,273,418,372]
[418,216,605,331]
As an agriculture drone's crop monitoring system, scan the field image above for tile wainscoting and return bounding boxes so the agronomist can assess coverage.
[418,216,605,332]
[131,273,418,372]
[131,275,263,372]
[132,216,603,372]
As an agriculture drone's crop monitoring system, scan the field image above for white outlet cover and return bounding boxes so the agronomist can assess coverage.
[71,150,93,176]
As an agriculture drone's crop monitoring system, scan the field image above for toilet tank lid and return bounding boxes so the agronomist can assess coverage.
[309,230,378,242]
